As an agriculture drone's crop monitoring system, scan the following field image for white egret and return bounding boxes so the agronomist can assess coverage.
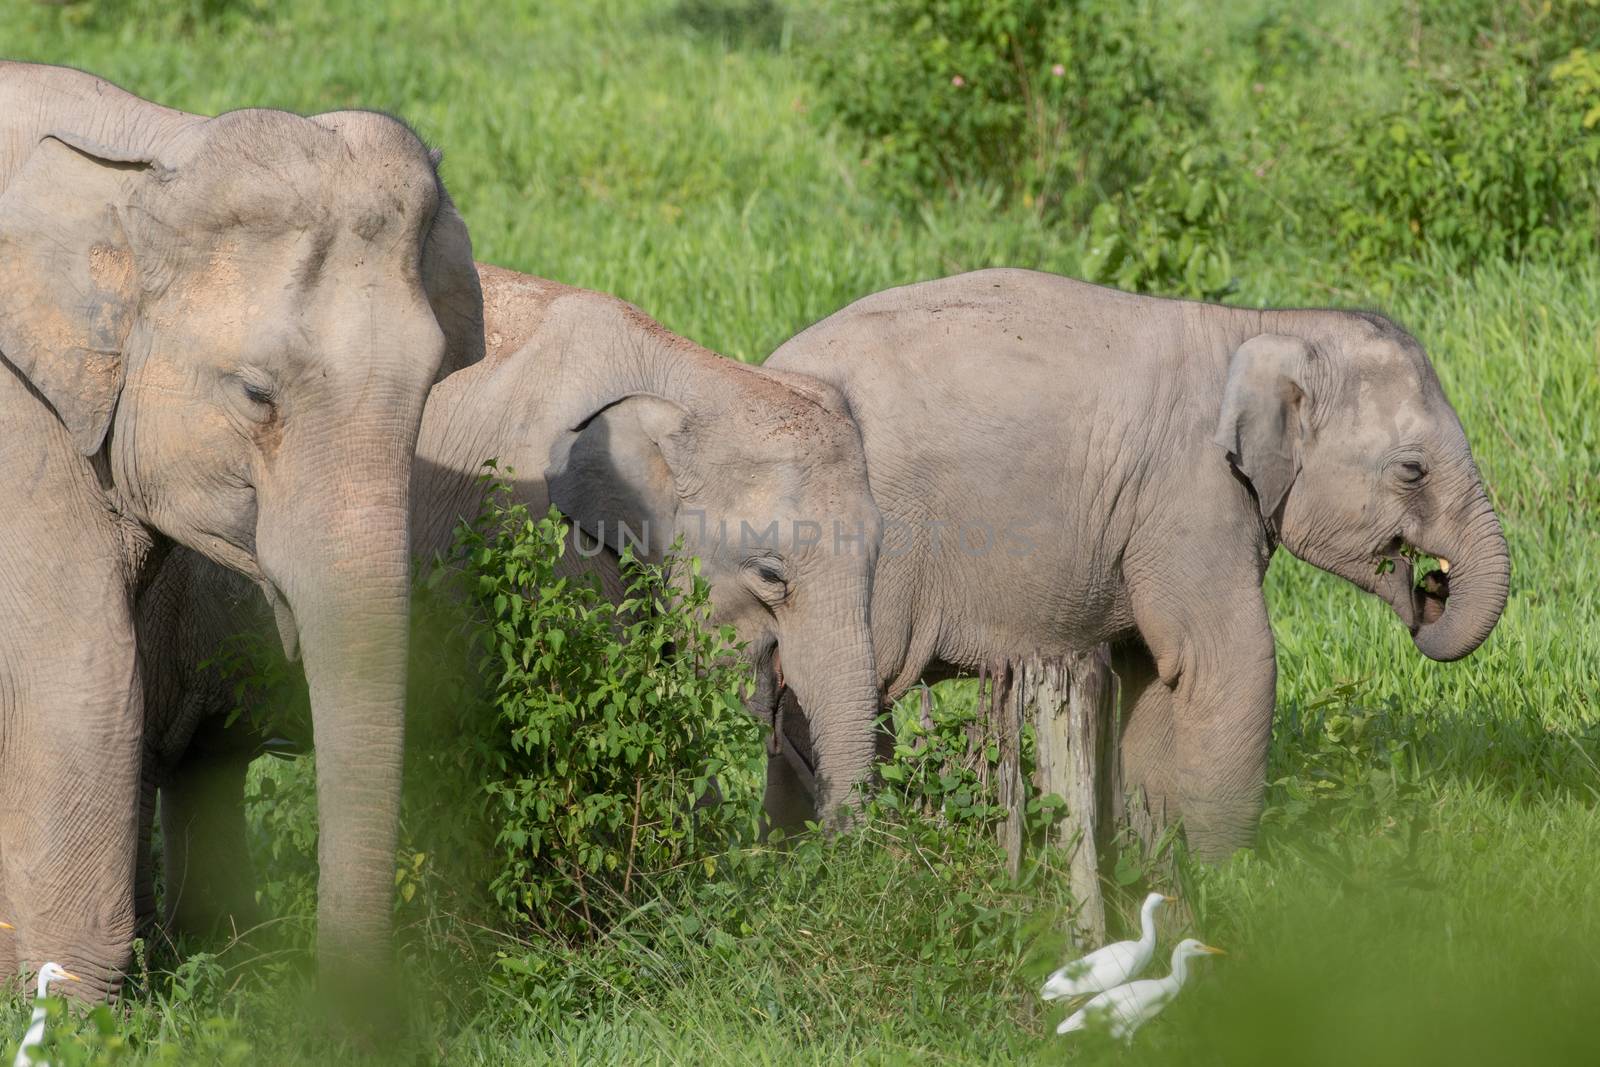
[13,962,80,1067]
[1040,892,1175,1000]
[1056,938,1224,1042]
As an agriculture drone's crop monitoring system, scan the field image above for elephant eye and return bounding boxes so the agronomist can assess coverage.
[746,558,789,598]
[1396,460,1428,485]
[242,381,275,407]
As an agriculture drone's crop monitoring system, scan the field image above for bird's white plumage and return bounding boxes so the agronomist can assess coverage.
[1040,891,1172,1000]
[1056,938,1223,1042]
[14,962,80,1067]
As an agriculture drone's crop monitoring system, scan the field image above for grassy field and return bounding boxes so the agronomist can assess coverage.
[2,0,1598,1063]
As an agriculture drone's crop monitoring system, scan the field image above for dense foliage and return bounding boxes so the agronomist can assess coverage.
[804,0,1196,217]
[806,0,1600,295]
[453,477,764,936]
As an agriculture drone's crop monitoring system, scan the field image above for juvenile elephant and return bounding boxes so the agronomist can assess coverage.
[0,62,482,993]
[140,264,882,935]
[764,268,1510,859]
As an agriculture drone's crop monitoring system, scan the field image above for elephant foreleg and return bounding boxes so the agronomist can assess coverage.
[135,773,159,934]
[1131,582,1276,862]
[0,651,144,997]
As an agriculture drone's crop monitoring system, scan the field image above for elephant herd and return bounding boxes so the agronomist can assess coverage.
[0,62,1510,999]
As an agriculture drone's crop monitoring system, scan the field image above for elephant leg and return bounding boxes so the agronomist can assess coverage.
[1131,583,1276,862]
[0,877,14,986]
[2,360,155,996]
[1111,640,1180,826]
[161,749,258,940]
[135,772,160,935]
[0,647,144,997]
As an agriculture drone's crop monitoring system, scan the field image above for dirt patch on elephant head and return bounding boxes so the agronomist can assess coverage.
[476,263,577,363]
[88,245,135,292]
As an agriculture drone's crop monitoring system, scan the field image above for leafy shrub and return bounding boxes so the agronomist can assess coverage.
[234,473,766,944]
[241,755,320,925]
[40,0,269,34]
[1266,0,1600,273]
[672,0,788,49]
[454,476,764,938]
[803,0,1201,216]
[873,681,1064,842]
[1326,60,1600,270]
[1082,138,1236,299]
[1553,45,1600,128]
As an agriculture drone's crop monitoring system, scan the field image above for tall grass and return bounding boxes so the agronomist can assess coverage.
[1,1,1595,1063]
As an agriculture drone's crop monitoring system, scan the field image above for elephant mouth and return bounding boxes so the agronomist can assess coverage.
[764,648,791,756]
[749,645,788,728]
[1373,538,1451,632]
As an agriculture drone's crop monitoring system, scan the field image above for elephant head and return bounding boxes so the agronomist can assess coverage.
[1214,315,1509,661]
[532,287,883,827]
[0,103,482,973]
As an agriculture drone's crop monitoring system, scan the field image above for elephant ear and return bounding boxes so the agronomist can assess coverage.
[421,183,485,379]
[547,395,691,564]
[1212,333,1315,523]
[0,133,163,455]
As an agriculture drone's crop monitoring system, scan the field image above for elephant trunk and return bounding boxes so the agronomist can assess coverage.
[254,444,416,985]
[1412,485,1510,662]
[778,579,880,828]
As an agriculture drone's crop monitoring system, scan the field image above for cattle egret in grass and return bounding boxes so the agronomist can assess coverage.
[13,962,80,1067]
[1057,938,1224,1042]
[1040,892,1175,1000]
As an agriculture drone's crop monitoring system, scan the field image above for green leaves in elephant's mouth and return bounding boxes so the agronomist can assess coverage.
[1374,539,1452,628]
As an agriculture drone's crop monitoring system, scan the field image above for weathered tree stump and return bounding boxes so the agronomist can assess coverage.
[981,648,1121,945]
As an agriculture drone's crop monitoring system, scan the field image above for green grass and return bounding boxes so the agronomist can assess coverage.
[2,1,1597,1063]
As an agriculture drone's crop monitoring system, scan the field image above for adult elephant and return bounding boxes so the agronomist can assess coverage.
[140,264,882,937]
[0,62,483,994]
[764,268,1510,860]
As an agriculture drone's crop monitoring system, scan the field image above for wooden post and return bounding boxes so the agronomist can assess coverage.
[993,660,1022,878]
[989,648,1118,945]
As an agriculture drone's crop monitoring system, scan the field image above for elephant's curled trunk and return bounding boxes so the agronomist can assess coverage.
[1412,487,1510,662]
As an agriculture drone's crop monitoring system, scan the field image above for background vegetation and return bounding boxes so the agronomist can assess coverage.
[2,0,1597,1062]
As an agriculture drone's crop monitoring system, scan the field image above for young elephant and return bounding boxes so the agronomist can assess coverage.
[141,264,882,936]
[764,268,1510,860]
[0,62,481,994]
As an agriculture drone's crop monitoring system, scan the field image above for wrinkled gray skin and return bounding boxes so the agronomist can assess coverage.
[139,264,882,936]
[765,268,1510,859]
[0,62,483,994]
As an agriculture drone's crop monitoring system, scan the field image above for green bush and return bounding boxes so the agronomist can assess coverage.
[803,0,1200,216]
[1325,56,1600,270]
[1082,138,1236,299]
[1240,0,1600,275]
[454,476,764,938]
[873,681,1064,842]
[233,474,767,944]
